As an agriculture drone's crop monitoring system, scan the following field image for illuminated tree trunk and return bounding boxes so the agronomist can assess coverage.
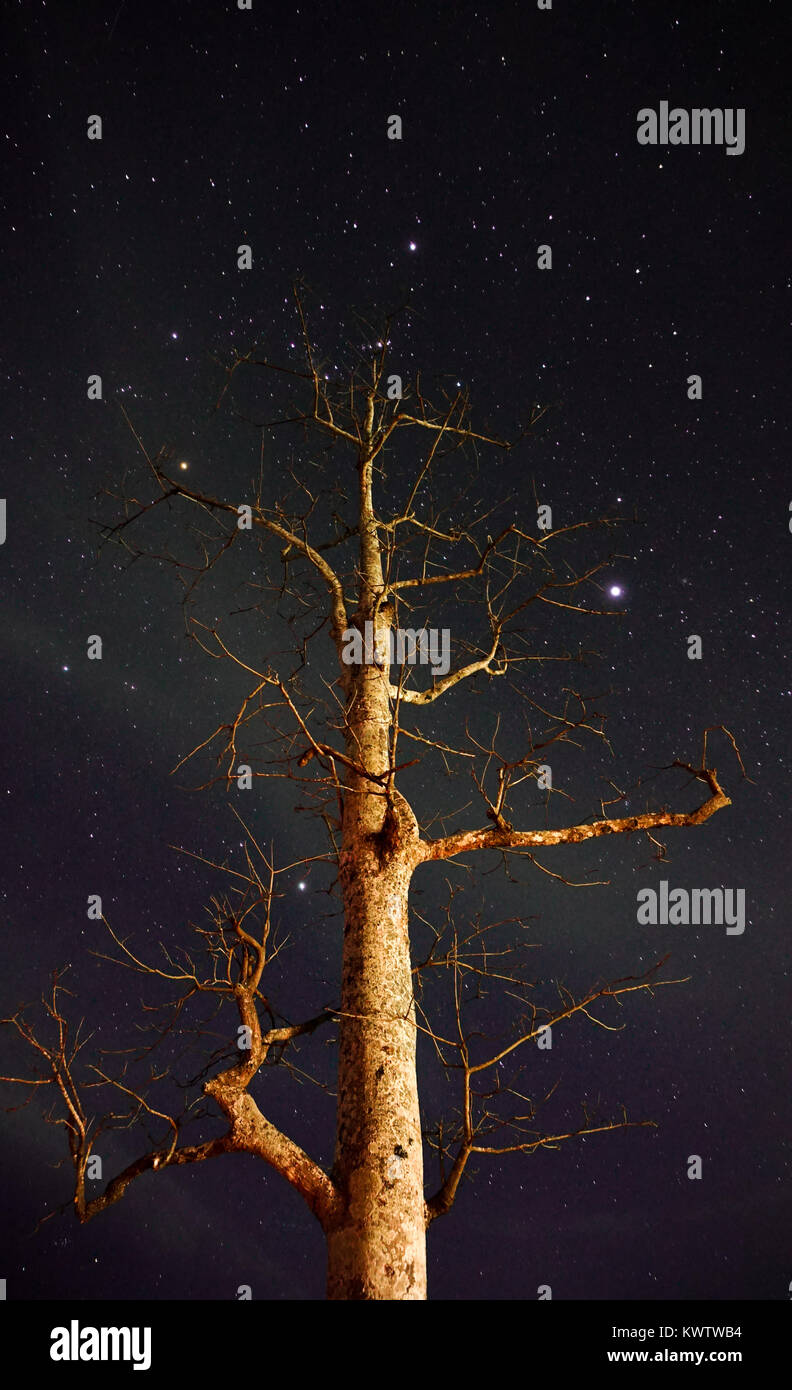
[326,439,427,1300]
[327,804,425,1300]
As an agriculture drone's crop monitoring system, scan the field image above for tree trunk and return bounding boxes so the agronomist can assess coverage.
[326,592,427,1299]
[327,840,425,1299]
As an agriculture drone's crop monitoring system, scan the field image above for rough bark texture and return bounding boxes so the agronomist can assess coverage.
[326,440,427,1299]
[327,794,425,1299]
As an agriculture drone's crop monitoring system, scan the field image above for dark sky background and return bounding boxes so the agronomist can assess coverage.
[1,0,789,1302]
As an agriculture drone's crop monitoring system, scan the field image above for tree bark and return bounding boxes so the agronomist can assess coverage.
[326,457,428,1299]
[327,818,425,1299]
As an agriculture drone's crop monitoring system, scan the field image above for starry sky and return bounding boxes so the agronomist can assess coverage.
[1,0,789,1302]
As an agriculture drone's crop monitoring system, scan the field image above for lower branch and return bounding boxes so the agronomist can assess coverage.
[424,959,685,1224]
[419,764,730,863]
[204,1078,340,1228]
[426,1118,655,1224]
[80,1135,232,1221]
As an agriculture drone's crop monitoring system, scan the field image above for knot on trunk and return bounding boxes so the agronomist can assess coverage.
[373,789,419,864]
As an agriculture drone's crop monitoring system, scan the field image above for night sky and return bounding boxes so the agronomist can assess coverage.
[1,0,789,1303]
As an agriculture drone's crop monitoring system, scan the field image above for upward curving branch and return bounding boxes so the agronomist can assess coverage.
[388,629,506,705]
[2,837,344,1234]
[417,764,731,864]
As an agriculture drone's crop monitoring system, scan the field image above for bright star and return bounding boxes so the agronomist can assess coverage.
[408,241,417,251]
[609,585,623,598]
[297,882,307,891]
[179,461,189,471]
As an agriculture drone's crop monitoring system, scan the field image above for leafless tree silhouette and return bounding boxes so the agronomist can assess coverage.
[2,288,741,1300]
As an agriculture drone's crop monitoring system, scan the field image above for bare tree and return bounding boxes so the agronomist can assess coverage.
[2,291,739,1300]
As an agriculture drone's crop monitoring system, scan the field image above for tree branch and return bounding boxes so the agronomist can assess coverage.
[418,763,730,863]
[388,630,506,705]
